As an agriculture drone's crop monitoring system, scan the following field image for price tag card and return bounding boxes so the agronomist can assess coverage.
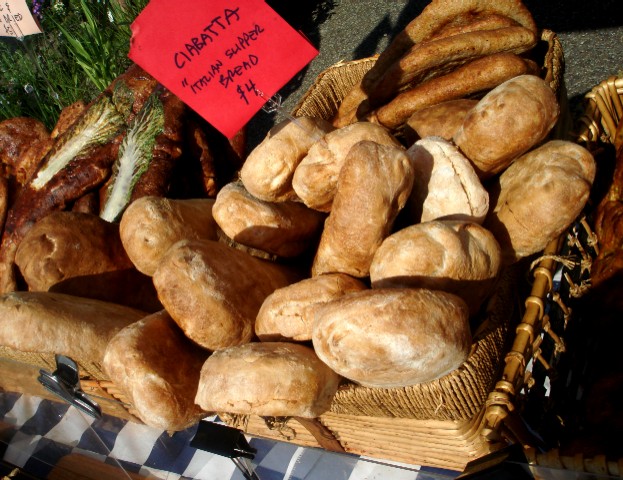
[129,0,319,138]
[1,0,42,37]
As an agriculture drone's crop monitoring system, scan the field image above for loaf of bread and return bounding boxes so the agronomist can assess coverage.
[292,122,402,212]
[403,98,478,145]
[103,310,210,431]
[240,116,335,202]
[119,196,218,276]
[368,52,538,130]
[370,220,501,315]
[15,211,132,290]
[212,181,326,258]
[359,25,537,119]
[152,239,303,351]
[312,288,471,388]
[333,0,538,127]
[0,291,146,363]
[255,273,368,342]
[484,140,595,264]
[405,136,489,224]
[195,342,341,418]
[454,74,560,179]
[312,140,414,278]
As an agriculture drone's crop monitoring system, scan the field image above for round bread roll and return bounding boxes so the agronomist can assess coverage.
[370,220,501,315]
[213,181,326,258]
[103,310,210,431]
[453,74,560,179]
[292,122,402,212]
[484,140,596,265]
[240,116,334,202]
[195,342,341,418]
[312,288,471,388]
[255,273,368,342]
[152,239,302,351]
[119,196,218,276]
[405,136,489,224]
[311,140,414,278]
[403,98,478,145]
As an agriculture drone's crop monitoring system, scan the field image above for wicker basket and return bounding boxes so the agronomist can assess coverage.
[216,29,570,471]
[482,75,623,477]
[0,29,579,473]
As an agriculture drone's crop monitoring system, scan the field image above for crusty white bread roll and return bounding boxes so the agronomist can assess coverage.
[484,140,595,265]
[240,116,335,202]
[0,291,146,363]
[405,136,489,224]
[152,239,303,351]
[119,196,218,276]
[454,74,560,179]
[403,98,478,145]
[103,310,210,431]
[312,288,471,388]
[292,122,402,212]
[370,220,501,315]
[212,181,326,258]
[195,342,341,418]
[255,273,368,342]
[311,140,414,278]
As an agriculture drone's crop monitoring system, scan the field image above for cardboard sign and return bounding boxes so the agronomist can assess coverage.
[1,0,42,37]
[129,0,319,138]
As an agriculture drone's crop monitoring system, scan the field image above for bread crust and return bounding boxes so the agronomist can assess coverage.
[255,273,368,342]
[311,141,414,278]
[213,181,326,258]
[405,136,489,224]
[484,140,595,264]
[292,122,401,212]
[195,342,341,418]
[370,220,501,315]
[0,291,146,363]
[370,52,539,130]
[103,310,210,431]
[454,74,560,179]
[312,288,471,388]
[152,239,302,350]
[119,196,218,276]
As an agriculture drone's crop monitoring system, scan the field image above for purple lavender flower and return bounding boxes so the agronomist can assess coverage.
[32,0,45,20]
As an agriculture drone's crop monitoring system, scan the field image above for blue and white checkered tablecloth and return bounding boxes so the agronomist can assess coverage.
[0,390,459,479]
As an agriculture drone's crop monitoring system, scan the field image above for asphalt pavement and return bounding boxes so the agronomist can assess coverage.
[247,0,623,149]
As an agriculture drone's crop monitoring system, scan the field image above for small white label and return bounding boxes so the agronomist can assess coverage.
[1,0,42,38]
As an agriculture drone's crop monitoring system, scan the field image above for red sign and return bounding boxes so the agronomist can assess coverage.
[129,0,318,138]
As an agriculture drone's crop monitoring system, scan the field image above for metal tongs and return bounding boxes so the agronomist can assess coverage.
[37,354,102,419]
[191,420,261,480]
